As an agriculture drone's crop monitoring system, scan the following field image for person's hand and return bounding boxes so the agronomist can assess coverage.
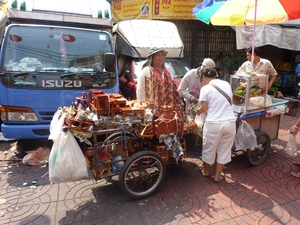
[289,126,299,135]
[195,108,202,115]
[239,82,246,88]
[192,98,199,104]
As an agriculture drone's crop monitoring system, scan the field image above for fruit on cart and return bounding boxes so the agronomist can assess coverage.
[233,86,245,95]
[246,71,257,76]
[255,88,262,94]
[233,84,263,97]
[233,89,244,95]
[250,88,256,94]
[242,89,247,96]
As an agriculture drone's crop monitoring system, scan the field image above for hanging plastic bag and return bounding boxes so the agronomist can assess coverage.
[49,107,63,134]
[283,135,298,158]
[235,120,258,150]
[48,112,67,141]
[194,113,206,131]
[49,129,89,183]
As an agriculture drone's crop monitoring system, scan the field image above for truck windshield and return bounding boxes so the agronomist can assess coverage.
[0,25,115,89]
[133,58,190,80]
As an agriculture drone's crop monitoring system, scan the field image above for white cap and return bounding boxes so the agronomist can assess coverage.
[202,58,216,68]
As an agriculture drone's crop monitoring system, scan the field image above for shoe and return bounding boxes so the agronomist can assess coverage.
[291,171,300,179]
[292,161,300,167]
[199,166,209,177]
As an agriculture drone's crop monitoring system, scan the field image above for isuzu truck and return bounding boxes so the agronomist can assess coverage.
[0,0,119,139]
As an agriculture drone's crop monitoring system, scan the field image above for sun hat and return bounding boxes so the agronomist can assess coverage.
[202,58,216,68]
[147,47,168,58]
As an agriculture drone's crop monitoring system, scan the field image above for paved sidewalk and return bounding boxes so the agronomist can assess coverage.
[0,115,300,225]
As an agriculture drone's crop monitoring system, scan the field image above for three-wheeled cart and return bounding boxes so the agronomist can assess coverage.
[64,90,196,200]
[231,74,289,166]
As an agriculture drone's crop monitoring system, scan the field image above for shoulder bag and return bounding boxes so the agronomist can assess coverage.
[209,83,232,105]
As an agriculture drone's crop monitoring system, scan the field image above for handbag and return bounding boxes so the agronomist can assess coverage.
[209,83,232,105]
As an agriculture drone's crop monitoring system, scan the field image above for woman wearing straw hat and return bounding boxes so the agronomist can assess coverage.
[136,47,183,113]
[136,47,185,162]
[136,47,172,103]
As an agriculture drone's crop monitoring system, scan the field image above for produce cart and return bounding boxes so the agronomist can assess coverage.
[61,89,196,200]
[231,74,289,166]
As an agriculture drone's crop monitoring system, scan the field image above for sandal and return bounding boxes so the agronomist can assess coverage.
[212,172,225,183]
[292,161,300,167]
[291,172,300,179]
[213,176,224,183]
[199,166,209,177]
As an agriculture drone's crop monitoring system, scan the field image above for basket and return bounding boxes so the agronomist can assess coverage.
[153,145,169,163]
[64,117,93,131]
[138,123,154,138]
[154,112,184,137]
[84,146,113,180]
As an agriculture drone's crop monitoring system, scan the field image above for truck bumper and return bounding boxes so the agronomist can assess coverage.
[1,124,50,139]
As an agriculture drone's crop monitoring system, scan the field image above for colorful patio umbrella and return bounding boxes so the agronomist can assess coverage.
[193,0,300,26]
[193,0,300,69]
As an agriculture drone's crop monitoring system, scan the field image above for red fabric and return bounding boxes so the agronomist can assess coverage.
[279,0,300,20]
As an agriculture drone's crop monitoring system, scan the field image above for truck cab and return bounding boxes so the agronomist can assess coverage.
[113,20,190,100]
[0,0,119,139]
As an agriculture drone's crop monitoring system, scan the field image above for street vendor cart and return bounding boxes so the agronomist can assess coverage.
[231,74,289,166]
[59,88,196,200]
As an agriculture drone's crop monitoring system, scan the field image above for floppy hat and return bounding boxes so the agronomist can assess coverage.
[202,58,216,68]
[147,47,168,58]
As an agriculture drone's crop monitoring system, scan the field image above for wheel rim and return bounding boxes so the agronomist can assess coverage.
[122,155,164,197]
[247,131,270,165]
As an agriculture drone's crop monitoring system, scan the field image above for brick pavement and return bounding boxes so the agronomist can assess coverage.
[0,115,300,225]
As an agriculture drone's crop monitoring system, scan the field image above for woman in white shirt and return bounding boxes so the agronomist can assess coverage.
[195,66,236,183]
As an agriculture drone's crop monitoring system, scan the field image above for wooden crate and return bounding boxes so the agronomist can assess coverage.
[154,112,184,137]
[138,123,154,139]
[153,145,169,163]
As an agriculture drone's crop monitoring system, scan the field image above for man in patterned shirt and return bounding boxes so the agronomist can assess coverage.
[235,47,278,91]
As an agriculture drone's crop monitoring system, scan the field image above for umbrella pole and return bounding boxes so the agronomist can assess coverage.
[251,0,258,71]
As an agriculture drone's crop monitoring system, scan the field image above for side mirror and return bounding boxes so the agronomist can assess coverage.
[104,52,116,72]
[124,70,131,81]
[93,63,103,74]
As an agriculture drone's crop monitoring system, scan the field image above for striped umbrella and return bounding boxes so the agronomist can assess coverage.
[193,0,300,69]
[193,0,300,26]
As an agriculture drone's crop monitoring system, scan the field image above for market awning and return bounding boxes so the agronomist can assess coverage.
[235,24,300,51]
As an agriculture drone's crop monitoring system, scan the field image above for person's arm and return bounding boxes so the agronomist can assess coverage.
[136,67,148,100]
[266,60,278,90]
[178,70,199,104]
[195,101,208,115]
[268,74,277,91]
[235,62,246,75]
[289,117,300,135]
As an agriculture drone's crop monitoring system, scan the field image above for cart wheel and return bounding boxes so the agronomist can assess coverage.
[119,150,166,199]
[246,131,271,166]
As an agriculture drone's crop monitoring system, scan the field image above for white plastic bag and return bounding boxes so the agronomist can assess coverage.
[249,95,272,107]
[284,135,298,157]
[194,113,206,131]
[49,107,63,134]
[49,112,67,141]
[49,129,89,183]
[235,120,258,150]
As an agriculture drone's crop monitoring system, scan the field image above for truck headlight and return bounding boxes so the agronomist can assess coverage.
[0,106,38,122]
